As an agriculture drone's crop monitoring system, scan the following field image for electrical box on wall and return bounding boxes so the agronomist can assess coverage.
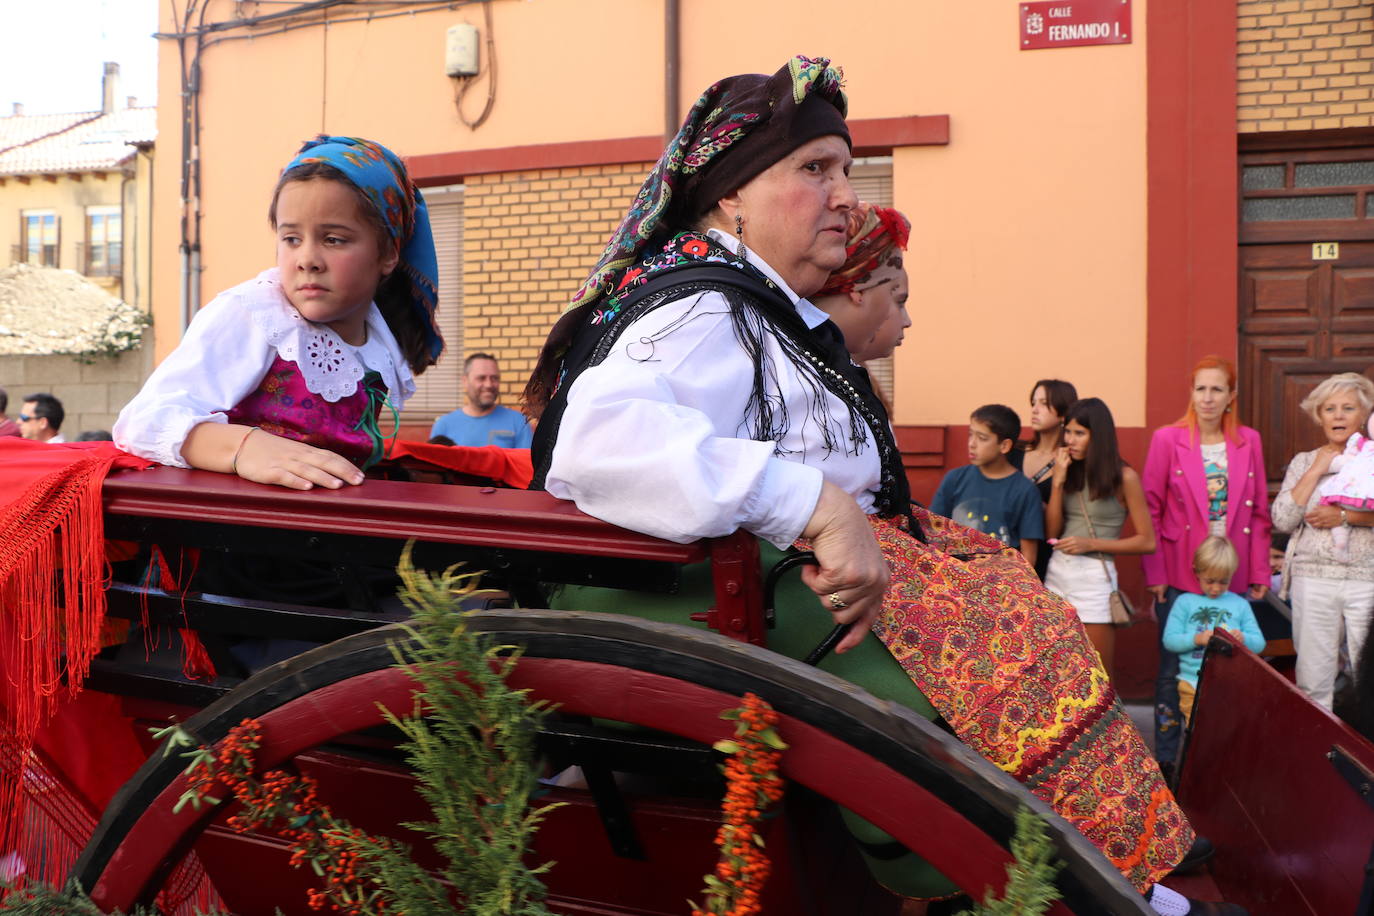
[445,23,480,77]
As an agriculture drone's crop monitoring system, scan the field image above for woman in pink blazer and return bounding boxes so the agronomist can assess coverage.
[1141,356,1272,775]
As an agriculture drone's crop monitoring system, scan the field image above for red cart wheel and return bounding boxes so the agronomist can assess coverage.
[74,610,1149,916]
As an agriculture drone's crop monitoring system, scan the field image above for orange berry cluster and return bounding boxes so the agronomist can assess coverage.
[692,693,787,916]
[188,718,391,915]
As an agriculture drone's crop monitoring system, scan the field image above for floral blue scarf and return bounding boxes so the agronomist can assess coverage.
[286,135,443,363]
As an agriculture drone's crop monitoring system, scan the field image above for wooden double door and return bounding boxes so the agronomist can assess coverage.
[1239,241,1374,488]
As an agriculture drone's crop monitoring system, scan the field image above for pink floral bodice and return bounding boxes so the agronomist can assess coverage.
[226,355,385,468]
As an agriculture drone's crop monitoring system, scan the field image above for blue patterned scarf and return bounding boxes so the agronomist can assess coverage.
[286,135,443,363]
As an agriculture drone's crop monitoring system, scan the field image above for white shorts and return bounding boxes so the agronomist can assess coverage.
[1044,550,1118,625]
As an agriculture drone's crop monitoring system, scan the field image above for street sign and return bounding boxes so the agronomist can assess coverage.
[1020,0,1132,50]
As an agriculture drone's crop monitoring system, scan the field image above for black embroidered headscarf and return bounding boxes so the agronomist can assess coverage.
[524,55,849,415]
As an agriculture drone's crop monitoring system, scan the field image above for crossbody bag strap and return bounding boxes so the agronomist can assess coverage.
[1077,488,1115,586]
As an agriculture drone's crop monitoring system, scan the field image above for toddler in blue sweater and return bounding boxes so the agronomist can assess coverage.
[1163,535,1266,723]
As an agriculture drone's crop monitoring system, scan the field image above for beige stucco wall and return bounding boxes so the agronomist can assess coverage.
[153,0,1151,427]
[0,342,151,437]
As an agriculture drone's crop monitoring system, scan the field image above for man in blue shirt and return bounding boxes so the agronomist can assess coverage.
[429,353,534,448]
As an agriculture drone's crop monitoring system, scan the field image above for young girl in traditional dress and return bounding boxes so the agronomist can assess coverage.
[114,135,441,487]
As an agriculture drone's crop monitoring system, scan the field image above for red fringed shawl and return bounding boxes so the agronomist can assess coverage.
[0,439,153,852]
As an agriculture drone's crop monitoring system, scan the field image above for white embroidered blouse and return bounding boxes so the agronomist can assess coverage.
[113,268,415,468]
[543,230,884,550]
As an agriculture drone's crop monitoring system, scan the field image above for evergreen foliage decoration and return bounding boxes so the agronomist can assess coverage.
[1,548,560,916]
[956,806,1064,916]
[0,880,219,916]
[375,546,562,915]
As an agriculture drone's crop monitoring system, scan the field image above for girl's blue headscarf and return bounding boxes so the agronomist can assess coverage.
[284,135,443,363]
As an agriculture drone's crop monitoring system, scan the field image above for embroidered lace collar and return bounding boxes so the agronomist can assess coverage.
[242,269,415,405]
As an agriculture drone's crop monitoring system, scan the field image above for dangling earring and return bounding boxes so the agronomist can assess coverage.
[734,211,750,264]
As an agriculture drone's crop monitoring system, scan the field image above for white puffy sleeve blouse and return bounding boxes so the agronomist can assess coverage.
[113,268,414,468]
[543,231,883,549]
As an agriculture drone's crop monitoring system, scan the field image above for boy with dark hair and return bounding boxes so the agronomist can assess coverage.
[931,404,1045,567]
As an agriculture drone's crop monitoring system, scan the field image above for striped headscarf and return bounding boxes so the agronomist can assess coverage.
[817,202,911,296]
[285,136,443,363]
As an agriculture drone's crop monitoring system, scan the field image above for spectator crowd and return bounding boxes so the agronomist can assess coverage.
[925,359,1374,773]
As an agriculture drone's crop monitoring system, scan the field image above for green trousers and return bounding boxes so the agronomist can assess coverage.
[551,541,958,899]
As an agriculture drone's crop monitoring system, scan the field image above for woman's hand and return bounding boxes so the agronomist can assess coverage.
[1304,504,1345,529]
[1051,535,1095,555]
[1147,584,1169,604]
[233,428,365,490]
[1310,442,1343,476]
[1249,583,1269,600]
[1289,442,1346,513]
[800,482,890,654]
[1051,447,1071,485]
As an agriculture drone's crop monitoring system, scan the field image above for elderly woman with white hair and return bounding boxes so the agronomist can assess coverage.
[1273,372,1374,709]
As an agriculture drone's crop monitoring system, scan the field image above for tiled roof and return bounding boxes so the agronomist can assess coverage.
[0,107,156,177]
[0,111,94,154]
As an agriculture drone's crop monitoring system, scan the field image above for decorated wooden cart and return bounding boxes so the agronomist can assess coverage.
[8,460,1374,915]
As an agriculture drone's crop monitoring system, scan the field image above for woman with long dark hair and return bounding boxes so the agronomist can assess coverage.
[1045,398,1157,679]
[1021,378,1077,579]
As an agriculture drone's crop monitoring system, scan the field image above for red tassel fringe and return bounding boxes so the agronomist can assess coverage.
[0,454,120,852]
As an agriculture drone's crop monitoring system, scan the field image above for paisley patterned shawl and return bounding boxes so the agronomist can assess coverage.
[286,135,444,363]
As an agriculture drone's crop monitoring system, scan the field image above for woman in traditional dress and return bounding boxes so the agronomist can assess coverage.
[527,56,1230,915]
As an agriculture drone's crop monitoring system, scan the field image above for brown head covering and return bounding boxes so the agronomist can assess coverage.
[525,55,850,414]
[816,202,911,297]
[566,56,848,318]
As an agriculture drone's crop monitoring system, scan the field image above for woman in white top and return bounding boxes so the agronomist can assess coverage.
[1272,372,1374,710]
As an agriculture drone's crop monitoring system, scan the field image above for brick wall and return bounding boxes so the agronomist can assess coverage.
[461,163,653,405]
[1238,0,1374,131]
[0,342,151,438]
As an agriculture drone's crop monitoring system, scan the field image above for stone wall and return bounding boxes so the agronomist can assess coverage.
[0,342,150,438]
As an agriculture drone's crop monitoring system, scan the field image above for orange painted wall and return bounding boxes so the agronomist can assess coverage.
[153,0,1151,430]
[888,5,1150,429]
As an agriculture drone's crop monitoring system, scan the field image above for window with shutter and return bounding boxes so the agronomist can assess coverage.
[402,186,464,425]
[848,158,897,409]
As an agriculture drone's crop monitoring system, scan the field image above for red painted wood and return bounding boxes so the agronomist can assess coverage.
[90,659,1047,914]
[849,115,951,154]
[1144,0,1239,431]
[406,116,951,184]
[707,531,766,645]
[1177,631,1374,916]
[102,466,706,564]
